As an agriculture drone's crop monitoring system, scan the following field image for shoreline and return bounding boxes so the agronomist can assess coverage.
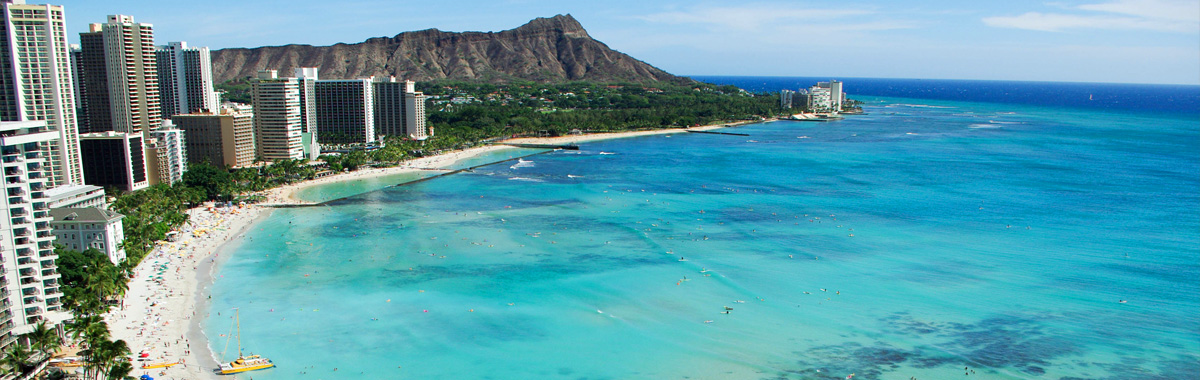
[269,120,762,205]
[105,119,763,379]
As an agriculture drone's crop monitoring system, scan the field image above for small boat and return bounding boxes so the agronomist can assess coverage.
[218,355,274,374]
[49,357,84,368]
[142,362,179,369]
[217,309,275,375]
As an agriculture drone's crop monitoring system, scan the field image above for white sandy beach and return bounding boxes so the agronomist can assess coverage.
[98,120,760,379]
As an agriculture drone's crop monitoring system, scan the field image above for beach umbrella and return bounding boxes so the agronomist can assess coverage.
[140,375,154,380]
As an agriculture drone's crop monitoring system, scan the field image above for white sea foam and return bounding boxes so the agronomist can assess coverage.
[509,176,544,182]
[510,159,535,169]
[968,124,1003,129]
[599,152,616,155]
[887,103,955,109]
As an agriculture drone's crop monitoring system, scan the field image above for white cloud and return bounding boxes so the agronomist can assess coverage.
[983,0,1199,33]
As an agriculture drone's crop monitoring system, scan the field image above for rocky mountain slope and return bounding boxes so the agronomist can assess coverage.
[210,14,686,84]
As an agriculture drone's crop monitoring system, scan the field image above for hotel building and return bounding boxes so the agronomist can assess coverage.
[249,70,303,161]
[372,77,427,140]
[48,207,124,264]
[76,15,160,134]
[155,41,217,117]
[293,67,319,159]
[172,110,255,168]
[145,127,185,185]
[78,131,147,192]
[0,120,67,348]
[1,0,84,187]
[314,79,374,144]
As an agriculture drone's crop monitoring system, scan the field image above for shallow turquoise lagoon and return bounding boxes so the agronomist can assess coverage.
[207,96,1199,379]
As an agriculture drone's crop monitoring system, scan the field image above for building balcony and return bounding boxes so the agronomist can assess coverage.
[10,217,28,225]
[15,237,29,245]
[32,202,47,211]
[5,175,23,184]
[24,307,42,316]
[9,208,26,217]
[22,297,42,305]
[40,269,57,277]
[18,268,35,277]
[5,167,21,176]
[17,257,34,266]
[23,152,38,160]
[21,287,38,296]
[16,247,32,256]
[29,182,43,191]
[9,196,26,204]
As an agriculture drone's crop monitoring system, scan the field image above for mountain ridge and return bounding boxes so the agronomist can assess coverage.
[210,14,687,84]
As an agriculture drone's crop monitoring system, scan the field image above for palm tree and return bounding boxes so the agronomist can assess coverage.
[1,344,33,377]
[27,321,61,360]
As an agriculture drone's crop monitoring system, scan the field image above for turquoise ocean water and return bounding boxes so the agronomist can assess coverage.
[206,94,1199,379]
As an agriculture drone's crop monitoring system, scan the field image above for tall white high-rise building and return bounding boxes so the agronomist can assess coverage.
[293,67,319,159]
[315,79,374,144]
[250,70,303,161]
[155,41,217,117]
[1,0,85,187]
[0,120,69,349]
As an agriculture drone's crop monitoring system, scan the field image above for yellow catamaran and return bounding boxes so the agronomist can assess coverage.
[217,309,275,375]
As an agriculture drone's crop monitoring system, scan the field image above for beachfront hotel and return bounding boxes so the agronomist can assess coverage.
[0,120,68,348]
[806,80,844,113]
[315,78,375,144]
[250,70,304,161]
[78,131,148,192]
[47,207,125,265]
[372,76,429,140]
[155,41,218,118]
[172,109,256,168]
[294,67,320,159]
[75,15,161,134]
[0,0,85,188]
[144,127,186,185]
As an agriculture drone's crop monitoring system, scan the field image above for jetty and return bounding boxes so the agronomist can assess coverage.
[494,143,580,150]
[686,130,750,136]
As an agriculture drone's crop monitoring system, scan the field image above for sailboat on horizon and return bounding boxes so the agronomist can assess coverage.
[217,308,275,375]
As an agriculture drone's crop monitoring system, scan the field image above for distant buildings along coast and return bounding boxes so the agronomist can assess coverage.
[780,80,862,120]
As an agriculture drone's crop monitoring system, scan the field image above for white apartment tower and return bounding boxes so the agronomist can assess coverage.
[250,70,303,161]
[155,41,217,117]
[1,0,85,188]
[0,120,68,349]
[293,67,319,159]
[314,79,374,144]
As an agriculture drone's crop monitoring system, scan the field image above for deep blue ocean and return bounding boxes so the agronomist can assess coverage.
[206,78,1199,379]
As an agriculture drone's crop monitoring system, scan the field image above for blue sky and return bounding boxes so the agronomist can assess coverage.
[56,0,1199,84]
